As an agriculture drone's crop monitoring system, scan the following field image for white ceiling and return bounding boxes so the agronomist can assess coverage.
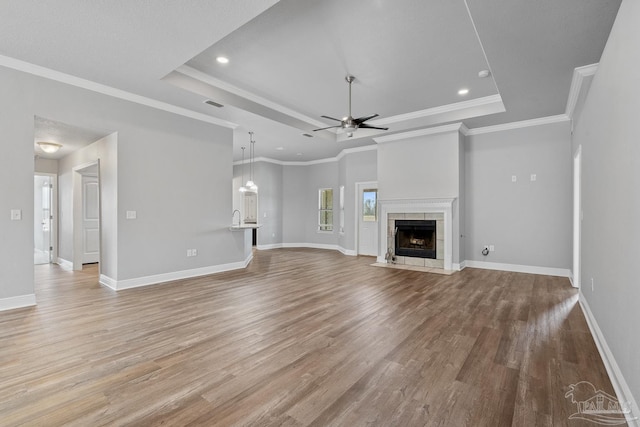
[0,0,621,162]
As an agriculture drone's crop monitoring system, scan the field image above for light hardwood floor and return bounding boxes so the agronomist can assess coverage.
[0,249,621,426]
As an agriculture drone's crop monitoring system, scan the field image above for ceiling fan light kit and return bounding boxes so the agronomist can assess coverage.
[313,75,389,137]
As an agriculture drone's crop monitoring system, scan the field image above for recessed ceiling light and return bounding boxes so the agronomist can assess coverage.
[216,56,229,64]
[458,88,469,96]
[276,147,284,151]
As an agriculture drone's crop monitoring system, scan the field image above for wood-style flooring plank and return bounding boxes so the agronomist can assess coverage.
[0,248,623,426]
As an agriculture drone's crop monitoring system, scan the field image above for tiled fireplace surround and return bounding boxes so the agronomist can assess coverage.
[377,198,455,271]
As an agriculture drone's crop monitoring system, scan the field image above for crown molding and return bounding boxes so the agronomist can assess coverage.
[176,65,327,129]
[237,144,378,166]
[565,63,598,118]
[0,54,238,129]
[373,122,466,143]
[466,114,570,136]
[370,95,503,126]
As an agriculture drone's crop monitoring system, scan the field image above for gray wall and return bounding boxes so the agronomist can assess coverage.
[573,0,640,405]
[0,64,243,302]
[250,161,284,247]
[282,161,339,246]
[465,121,572,268]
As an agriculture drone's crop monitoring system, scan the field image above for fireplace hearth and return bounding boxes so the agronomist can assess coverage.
[395,220,436,259]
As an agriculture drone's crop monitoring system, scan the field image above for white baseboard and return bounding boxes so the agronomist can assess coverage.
[99,254,253,291]
[256,243,283,250]
[56,257,73,271]
[0,294,36,312]
[579,291,639,426]
[258,243,356,256]
[453,262,463,271]
[282,242,339,251]
[338,247,357,256]
[464,260,571,277]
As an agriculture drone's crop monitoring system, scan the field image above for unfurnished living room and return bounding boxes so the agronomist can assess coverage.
[1,1,639,426]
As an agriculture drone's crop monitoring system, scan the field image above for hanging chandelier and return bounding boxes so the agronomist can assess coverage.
[245,132,258,193]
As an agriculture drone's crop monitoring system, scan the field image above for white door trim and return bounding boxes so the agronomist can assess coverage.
[572,145,582,288]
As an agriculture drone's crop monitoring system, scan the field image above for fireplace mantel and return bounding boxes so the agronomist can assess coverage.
[378,198,455,270]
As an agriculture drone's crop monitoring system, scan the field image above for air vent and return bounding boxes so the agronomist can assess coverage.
[204,100,224,108]
[302,133,313,138]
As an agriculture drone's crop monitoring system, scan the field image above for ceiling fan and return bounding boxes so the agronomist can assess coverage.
[313,75,388,138]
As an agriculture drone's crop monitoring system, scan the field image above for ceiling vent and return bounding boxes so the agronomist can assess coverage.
[204,100,224,108]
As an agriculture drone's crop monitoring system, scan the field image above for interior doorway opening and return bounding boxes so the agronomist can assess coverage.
[34,174,57,265]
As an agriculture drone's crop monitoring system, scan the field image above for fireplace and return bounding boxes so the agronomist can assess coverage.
[395,220,436,259]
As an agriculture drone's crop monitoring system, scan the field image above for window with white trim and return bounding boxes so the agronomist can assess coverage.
[318,188,333,232]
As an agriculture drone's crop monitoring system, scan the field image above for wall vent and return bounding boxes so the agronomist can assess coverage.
[302,133,313,138]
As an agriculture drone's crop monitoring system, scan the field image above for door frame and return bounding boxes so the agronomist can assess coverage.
[72,160,101,272]
[34,172,58,264]
[355,181,378,256]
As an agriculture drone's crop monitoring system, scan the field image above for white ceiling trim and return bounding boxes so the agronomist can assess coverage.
[176,65,328,129]
[0,54,238,129]
[235,145,378,166]
[565,63,598,118]
[370,95,504,126]
[374,123,466,143]
[466,114,570,136]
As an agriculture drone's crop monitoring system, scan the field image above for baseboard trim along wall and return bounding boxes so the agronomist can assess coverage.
[99,253,254,291]
[579,291,640,426]
[56,258,73,271]
[464,260,571,278]
[0,294,37,312]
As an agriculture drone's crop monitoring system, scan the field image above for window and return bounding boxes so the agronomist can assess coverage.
[318,188,333,232]
[362,189,377,221]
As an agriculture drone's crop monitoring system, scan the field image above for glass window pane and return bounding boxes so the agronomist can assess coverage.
[363,189,377,222]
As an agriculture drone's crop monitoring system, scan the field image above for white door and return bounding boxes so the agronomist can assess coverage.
[34,175,53,264]
[358,183,378,256]
[82,175,100,264]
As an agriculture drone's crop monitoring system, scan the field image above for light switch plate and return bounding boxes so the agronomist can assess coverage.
[10,209,22,220]
[511,175,517,182]
[126,210,137,219]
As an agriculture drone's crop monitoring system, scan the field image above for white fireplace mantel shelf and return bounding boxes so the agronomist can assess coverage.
[378,198,456,271]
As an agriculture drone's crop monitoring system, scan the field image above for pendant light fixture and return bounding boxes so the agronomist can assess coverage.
[239,146,247,193]
[245,132,258,193]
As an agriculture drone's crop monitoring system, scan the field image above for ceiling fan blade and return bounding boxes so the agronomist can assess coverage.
[358,123,389,131]
[313,125,341,131]
[354,113,379,124]
[320,115,343,122]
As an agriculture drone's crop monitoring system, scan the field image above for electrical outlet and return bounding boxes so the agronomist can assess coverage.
[530,174,537,181]
[489,245,495,252]
[511,175,517,183]
[10,209,22,220]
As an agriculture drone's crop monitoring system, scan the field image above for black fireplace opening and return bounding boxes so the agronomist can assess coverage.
[395,220,436,259]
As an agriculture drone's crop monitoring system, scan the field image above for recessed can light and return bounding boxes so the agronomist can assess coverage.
[458,88,469,95]
[216,56,229,64]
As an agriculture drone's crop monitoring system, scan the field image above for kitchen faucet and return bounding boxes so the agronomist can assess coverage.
[232,209,241,227]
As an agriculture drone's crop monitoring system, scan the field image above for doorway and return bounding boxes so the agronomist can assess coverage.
[34,174,57,264]
[356,181,378,256]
